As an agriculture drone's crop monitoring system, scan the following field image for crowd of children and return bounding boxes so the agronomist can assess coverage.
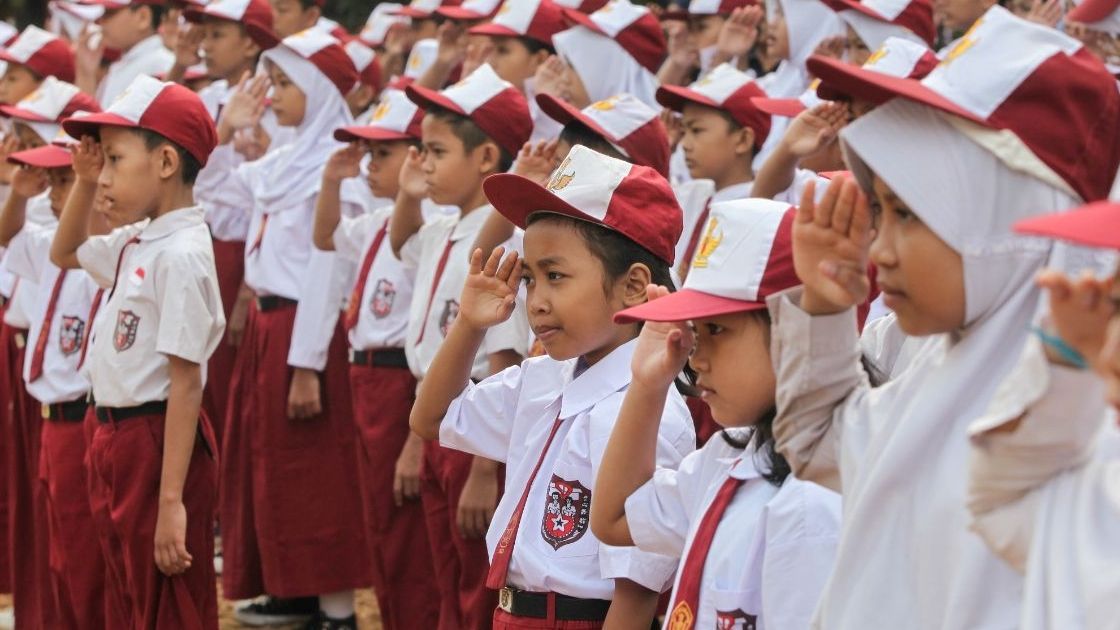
[0,0,1118,628]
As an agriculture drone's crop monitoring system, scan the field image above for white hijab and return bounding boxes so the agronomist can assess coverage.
[552,26,661,108]
[759,0,845,97]
[247,44,356,213]
[808,98,1082,629]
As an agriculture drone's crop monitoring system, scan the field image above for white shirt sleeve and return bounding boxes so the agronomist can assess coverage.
[332,211,385,263]
[287,247,352,371]
[76,224,145,289]
[439,362,525,463]
[154,248,227,364]
[3,225,52,282]
[625,446,713,559]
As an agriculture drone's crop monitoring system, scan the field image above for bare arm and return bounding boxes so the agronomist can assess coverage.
[603,579,660,630]
[50,138,103,269]
[154,355,204,576]
[0,166,46,246]
[389,147,427,258]
[313,144,365,251]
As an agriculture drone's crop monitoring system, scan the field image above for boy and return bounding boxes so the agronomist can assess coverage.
[656,62,771,279]
[313,88,441,630]
[395,63,531,630]
[77,0,175,104]
[269,0,325,38]
[0,25,77,101]
[659,0,760,84]
[52,74,225,628]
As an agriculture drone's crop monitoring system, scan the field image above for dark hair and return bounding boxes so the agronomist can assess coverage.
[425,105,514,173]
[130,4,164,32]
[518,36,556,57]
[559,122,627,162]
[297,0,322,10]
[130,128,202,185]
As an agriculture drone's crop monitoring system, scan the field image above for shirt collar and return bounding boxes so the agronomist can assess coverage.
[122,35,167,64]
[712,181,753,203]
[725,447,764,481]
[139,205,205,242]
[451,203,492,241]
[559,338,638,418]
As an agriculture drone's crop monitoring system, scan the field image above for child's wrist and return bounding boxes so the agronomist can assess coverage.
[159,493,183,506]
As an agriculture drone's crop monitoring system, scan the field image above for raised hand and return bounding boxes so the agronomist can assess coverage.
[232,123,271,161]
[664,20,699,74]
[323,143,365,184]
[173,22,204,70]
[435,21,468,67]
[75,25,106,82]
[1026,0,1062,27]
[793,177,874,315]
[1037,269,1115,369]
[0,134,21,184]
[463,37,495,79]
[813,35,847,61]
[781,102,848,158]
[397,146,428,200]
[513,140,561,186]
[217,71,270,142]
[660,108,683,151]
[10,166,48,199]
[456,247,522,331]
[533,55,573,103]
[715,6,763,61]
[71,136,105,184]
[629,285,695,390]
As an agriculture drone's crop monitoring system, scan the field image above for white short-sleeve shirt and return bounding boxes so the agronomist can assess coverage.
[97,34,175,106]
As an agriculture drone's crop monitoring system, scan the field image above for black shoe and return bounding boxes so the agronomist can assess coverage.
[234,596,319,626]
[301,611,358,630]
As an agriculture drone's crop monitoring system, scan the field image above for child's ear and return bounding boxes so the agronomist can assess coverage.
[619,263,653,307]
[156,144,181,182]
[477,140,502,175]
[733,127,755,157]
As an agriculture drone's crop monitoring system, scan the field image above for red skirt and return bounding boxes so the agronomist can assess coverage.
[203,238,246,446]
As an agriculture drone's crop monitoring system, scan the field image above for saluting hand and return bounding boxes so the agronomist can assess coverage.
[456,247,522,332]
[1037,269,1116,370]
[71,136,105,184]
[792,176,874,315]
[629,285,694,391]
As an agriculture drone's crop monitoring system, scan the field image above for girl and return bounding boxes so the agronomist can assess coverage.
[758,0,844,98]
[410,145,696,629]
[592,199,842,630]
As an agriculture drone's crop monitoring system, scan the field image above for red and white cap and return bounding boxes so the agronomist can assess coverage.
[62,74,219,166]
[811,6,1120,202]
[469,0,568,46]
[0,26,76,84]
[1013,201,1120,249]
[562,1,667,74]
[0,21,17,47]
[335,88,423,142]
[755,36,936,116]
[359,4,409,47]
[438,0,503,20]
[183,0,278,50]
[1069,0,1120,34]
[822,0,935,48]
[662,0,758,21]
[537,92,670,176]
[388,38,439,90]
[554,0,610,12]
[405,62,531,154]
[345,39,382,89]
[7,144,73,169]
[0,76,101,143]
[264,29,358,97]
[657,63,771,150]
[81,0,166,9]
[394,0,458,18]
[484,144,684,263]
[615,199,797,322]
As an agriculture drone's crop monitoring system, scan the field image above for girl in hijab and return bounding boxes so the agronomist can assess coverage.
[758,0,844,98]
[214,28,374,630]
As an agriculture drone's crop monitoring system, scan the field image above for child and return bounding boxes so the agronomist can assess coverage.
[410,144,696,629]
[823,0,935,59]
[656,63,770,278]
[311,88,441,630]
[52,74,225,629]
[768,9,1120,628]
[593,199,842,630]
[78,0,175,104]
[268,0,325,39]
[0,25,76,97]
[757,0,844,98]
[395,62,532,630]
[214,30,372,630]
[658,0,761,84]
[967,201,1120,630]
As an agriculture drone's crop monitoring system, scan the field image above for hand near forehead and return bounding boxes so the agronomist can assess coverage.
[436,21,469,66]
[660,108,684,150]
[629,285,694,391]
[457,247,522,331]
[533,56,574,104]
[323,143,364,184]
[10,166,48,199]
[173,22,204,69]
[71,136,105,184]
[219,71,270,137]
[716,6,764,61]
[793,176,874,315]
[782,102,848,158]
[462,38,495,82]
[0,134,21,185]
[813,36,847,61]
[75,25,106,78]
[665,20,699,72]
[1026,0,1063,27]
[397,146,427,200]
[513,140,561,187]
[1037,269,1116,370]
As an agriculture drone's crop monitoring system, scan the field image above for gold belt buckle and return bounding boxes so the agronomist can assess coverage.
[498,587,514,613]
[41,403,50,420]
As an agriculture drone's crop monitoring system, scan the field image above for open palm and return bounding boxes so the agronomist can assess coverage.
[458,247,522,330]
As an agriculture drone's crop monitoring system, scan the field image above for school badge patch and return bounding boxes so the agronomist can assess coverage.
[439,299,459,337]
[114,310,140,352]
[541,475,590,550]
[370,279,396,319]
[715,610,756,630]
[58,315,85,356]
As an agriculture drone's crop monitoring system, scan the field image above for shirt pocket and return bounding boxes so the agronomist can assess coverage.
[537,471,597,558]
[710,587,759,630]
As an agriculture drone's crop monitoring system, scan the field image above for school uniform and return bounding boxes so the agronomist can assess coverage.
[96,34,174,106]
[76,205,224,629]
[440,340,695,627]
[6,222,107,629]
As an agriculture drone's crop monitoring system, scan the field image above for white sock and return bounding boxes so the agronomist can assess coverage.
[319,590,355,619]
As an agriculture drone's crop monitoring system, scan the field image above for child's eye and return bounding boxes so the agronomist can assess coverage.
[705,323,724,336]
[546,271,563,281]
[892,206,916,222]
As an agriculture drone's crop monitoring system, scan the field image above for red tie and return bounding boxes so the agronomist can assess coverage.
[485,413,565,590]
[679,203,711,279]
[107,236,142,301]
[28,270,68,382]
[666,475,746,630]
[77,288,104,369]
[414,235,456,346]
[248,214,269,256]
[344,220,389,332]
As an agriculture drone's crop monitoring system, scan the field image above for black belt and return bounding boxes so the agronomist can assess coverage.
[255,295,297,312]
[0,295,7,308]
[42,398,89,422]
[348,348,408,368]
[497,588,611,621]
[96,401,168,423]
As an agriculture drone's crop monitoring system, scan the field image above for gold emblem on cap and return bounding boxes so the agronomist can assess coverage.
[691,216,722,269]
[940,19,981,67]
[666,601,694,630]
[546,156,575,192]
[409,53,423,69]
[865,45,888,66]
[591,95,622,111]
[372,101,391,121]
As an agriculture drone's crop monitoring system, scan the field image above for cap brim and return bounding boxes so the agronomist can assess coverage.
[613,288,766,323]
[404,83,466,116]
[61,111,138,141]
[334,125,415,142]
[0,104,51,122]
[436,7,491,20]
[7,145,73,169]
[1068,0,1119,23]
[484,172,605,231]
[829,0,890,21]
[535,93,620,144]
[468,23,522,38]
[807,54,984,126]
[393,7,435,17]
[656,83,721,113]
[1013,202,1120,250]
[751,97,806,117]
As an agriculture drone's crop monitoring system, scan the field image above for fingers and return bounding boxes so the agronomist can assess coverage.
[796,179,817,224]
[495,249,520,283]
[813,176,846,228]
[830,177,857,234]
[468,247,485,276]
[849,187,874,247]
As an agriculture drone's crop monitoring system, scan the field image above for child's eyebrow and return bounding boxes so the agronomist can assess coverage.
[534,256,565,268]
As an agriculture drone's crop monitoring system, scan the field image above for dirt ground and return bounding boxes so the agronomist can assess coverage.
[219,587,383,629]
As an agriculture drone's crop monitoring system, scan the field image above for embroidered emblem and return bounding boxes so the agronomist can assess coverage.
[114,310,140,352]
[865,46,889,67]
[715,609,757,630]
[940,19,982,67]
[58,315,85,356]
[667,601,695,630]
[370,279,396,319]
[371,100,391,121]
[691,216,723,269]
[591,95,622,111]
[547,156,575,191]
[439,299,459,337]
[541,475,591,550]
